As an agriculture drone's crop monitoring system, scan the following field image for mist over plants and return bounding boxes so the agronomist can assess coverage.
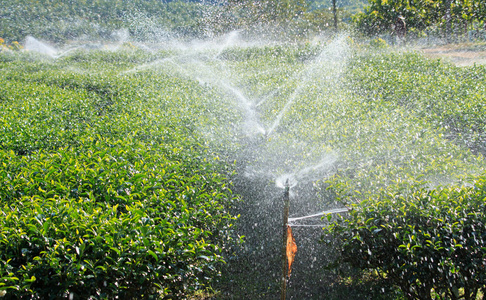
[3,0,485,44]
[1,0,486,299]
[1,0,355,44]
[1,0,211,43]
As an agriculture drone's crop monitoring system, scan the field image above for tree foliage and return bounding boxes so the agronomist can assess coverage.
[225,0,308,27]
[0,0,208,43]
[353,0,486,37]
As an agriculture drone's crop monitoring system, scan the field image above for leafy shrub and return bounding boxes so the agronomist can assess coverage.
[2,37,486,299]
[344,52,486,155]
[325,177,486,299]
[315,49,486,299]
[369,37,389,49]
[0,139,237,298]
[0,50,239,298]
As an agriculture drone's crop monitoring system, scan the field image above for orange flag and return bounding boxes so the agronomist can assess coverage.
[286,225,297,276]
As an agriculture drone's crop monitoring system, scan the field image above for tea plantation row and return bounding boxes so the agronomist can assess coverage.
[324,51,486,298]
[213,43,486,298]
[0,50,241,298]
[1,42,486,299]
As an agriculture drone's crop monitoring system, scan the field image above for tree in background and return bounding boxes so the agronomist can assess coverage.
[332,0,338,29]
[353,0,485,40]
[223,0,308,35]
[353,0,440,36]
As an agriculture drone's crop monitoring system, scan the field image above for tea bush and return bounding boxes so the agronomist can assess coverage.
[344,52,486,155]
[325,177,486,300]
[0,139,236,298]
[321,49,486,298]
[0,50,240,298]
[2,41,486,298]
[198,40,486,297]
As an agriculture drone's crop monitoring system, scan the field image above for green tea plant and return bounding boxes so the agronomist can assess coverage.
[0,140,236,298]
[344,52,486,155]
[1,41,486,298]
[325,178,486,300]
[215,42,486,297]
[0,50,240,298]
[186,41,485,297]
[320,49,486,299]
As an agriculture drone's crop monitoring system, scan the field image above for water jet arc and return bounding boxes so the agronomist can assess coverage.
[288,208,349,223]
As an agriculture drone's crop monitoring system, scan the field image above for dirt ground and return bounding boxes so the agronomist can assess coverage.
[418,42,486,67]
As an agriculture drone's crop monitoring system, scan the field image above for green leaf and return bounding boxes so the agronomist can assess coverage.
[147,250,158,262]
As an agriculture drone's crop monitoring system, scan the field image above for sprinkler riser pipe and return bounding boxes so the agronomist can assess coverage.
[281,180,290,300]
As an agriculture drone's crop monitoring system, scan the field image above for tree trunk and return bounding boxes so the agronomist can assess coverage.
[332,0,338,30]
[444,0,452,42]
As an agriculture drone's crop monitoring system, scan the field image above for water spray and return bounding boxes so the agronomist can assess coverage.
[288,208,349,225]
[279,177,348,299]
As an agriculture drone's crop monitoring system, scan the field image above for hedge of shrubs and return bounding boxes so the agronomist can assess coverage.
[2,41,486,299]
[322,50,486,299]
[192,39,486,297]
[0,50,239,298]
[325,178,486,300]
[344,52,486,155]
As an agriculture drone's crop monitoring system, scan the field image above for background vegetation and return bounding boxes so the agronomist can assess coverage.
[0,0,360,44]
[2,0,486,44]
[353,0,486,40]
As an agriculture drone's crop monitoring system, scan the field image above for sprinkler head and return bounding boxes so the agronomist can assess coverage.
[284,179,290,196]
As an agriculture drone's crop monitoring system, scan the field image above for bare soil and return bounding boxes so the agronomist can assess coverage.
[418,42,486,67]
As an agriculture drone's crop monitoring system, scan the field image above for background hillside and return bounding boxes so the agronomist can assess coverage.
[2,0,486,45]
[0,0,365,44]
[308,0,368,13]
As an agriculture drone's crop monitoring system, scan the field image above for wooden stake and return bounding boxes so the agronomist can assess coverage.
[281,179,290,300]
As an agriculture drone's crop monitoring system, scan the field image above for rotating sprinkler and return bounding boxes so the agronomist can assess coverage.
[279,178,349,299]
[281,179,297,300]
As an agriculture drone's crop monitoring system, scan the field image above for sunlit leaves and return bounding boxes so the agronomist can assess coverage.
[1,37,486,299]
[326,182,486,299]
[353,0,484,35]
[0,49,239,298]
[318,49,486,299]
